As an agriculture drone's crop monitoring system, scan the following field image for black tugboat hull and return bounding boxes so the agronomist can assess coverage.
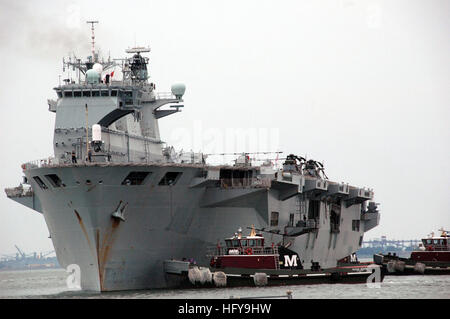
[164,260,384,288]
[374,253,450,276]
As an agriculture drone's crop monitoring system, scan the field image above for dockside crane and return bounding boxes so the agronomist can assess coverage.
[14,245,26,259]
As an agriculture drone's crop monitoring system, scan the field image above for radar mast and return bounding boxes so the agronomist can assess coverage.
[61,21,115,83]
[124,46,151,83]
[86,20,99,62]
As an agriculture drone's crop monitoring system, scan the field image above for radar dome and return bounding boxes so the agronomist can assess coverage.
[86,69,100,84]
[92,63,103,74]
[171,83,186,99]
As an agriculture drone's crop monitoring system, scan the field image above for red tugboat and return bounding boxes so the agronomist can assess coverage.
[164,226,383,288]
[374,228,450,275]
[411,229,450,263]
[209,226,302,271]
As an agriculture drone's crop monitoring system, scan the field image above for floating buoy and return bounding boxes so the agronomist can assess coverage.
[414,262,425,274]
[213,271,227,287]
[253,273,268,286]
[188,266,201,285]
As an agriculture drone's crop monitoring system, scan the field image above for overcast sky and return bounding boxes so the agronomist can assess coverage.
[0,0,448,255]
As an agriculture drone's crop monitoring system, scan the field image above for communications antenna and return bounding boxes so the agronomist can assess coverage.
[86,20,99,62]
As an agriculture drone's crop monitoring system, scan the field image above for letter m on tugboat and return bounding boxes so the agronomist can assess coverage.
[284,255,298,267]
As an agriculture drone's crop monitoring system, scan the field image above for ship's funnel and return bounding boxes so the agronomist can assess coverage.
[171,83,186,100]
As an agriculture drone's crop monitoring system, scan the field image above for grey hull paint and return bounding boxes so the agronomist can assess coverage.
[18,164,374,292]
[23,165,265,291]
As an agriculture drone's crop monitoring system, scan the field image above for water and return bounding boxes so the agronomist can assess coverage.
[0,268,448,298]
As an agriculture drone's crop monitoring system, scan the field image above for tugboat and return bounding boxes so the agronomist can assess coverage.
[164,226,384,288]
[374,228,450,275]
[209,225,302,271]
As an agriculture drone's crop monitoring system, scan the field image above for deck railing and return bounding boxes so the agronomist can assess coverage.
[22,157,56,170]
[207,246,279,257]
[156,92,176,100]
[425,245,449,251]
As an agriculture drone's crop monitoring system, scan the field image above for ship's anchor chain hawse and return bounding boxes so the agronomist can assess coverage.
[111,200,128,222]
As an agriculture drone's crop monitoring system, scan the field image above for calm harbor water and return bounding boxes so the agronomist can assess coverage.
[0,268,448,299]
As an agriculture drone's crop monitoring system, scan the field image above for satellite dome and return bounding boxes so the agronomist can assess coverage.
[171,83,186,99]
[86,69,100,84]
[92,63,103,74]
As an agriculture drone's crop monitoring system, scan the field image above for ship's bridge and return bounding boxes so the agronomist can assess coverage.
[49,76,185,165]
[51,83,149,127]
[53,83,146,106]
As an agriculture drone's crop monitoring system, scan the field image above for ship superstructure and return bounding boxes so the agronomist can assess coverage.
[5,23,380,291]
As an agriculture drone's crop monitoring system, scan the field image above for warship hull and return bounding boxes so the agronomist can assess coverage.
[22,164,260,291]
[10,163,377,292]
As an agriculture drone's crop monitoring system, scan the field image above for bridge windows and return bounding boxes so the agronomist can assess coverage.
[121,171,151,185]
[58,88,121,99]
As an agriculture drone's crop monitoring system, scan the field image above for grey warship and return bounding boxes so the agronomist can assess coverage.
[5,23,380,291]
